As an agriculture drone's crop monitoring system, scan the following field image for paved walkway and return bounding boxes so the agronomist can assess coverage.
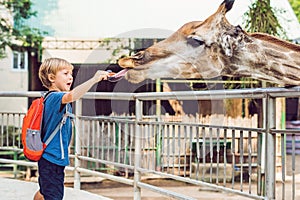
[0,177,112,200]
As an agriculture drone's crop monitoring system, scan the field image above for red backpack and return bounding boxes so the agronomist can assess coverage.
[21,93,62,161]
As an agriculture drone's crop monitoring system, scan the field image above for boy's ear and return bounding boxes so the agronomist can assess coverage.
[48,74,55,82]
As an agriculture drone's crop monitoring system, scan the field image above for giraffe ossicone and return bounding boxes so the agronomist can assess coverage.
[118,0,300,86]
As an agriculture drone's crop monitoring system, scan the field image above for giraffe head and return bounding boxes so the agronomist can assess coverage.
[118,0,300,86]
[118,0,244,83]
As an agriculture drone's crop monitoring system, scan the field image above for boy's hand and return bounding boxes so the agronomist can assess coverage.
[94,70,109,82]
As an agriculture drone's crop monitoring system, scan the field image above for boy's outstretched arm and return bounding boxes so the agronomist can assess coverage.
[62,70,109,104]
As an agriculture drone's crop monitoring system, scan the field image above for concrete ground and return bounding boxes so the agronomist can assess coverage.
[0,177,112,200]
[1,173,300,200]
[82,179,253,200]
[0,176,252,200]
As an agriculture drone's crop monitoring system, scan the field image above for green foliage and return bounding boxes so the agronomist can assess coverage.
[289,0,300,22]
[227,0,286,89]
[0,0,46,58]
[244,0,285,37]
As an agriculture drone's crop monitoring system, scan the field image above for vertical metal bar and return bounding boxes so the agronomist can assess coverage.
[124,122,129,178]
[240,130,244,192]
[107,122,111,160]
[156,121,162,171]
[151,124,155,170]
[265,95,276,199]
[12,114,16,146]
[118,122,122,164]
[134,98,142,200]
[5,115,8,146]
[0,113,3,147]
[281,133,285,200]
[101,121,105,160]
[183,126,187,177]
[141,124,145,168]
[147,124,151,169]
[231,129,236,189]
[96,120,100,169]
[248,131,252,194]
[172,124,175,174]
[18,113,22,148]
[188,126,192,178]
[162,123,166,172]
[92,120,95,162]
[143,124,147,169]
[81,120,86,156]
[223,129,227,187]
[209,128,213,183]
[124,122,128,165]
[112,122,116,162]
[216,128,220,184]
[178,125,181,176]
[74,99,82,189]
[146,124,155,169]
[292,134,295,200]
[155,78,161,172]
[129,123,134,166]
[196,126,200,180]
[87,120,91,158]
[257,131,262,196]
[261,96,267,196]
[202,127,206,181]
[167,124,170,173]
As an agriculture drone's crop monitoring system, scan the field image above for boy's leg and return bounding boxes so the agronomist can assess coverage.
[33,190,44,200]
[38,157,65,200]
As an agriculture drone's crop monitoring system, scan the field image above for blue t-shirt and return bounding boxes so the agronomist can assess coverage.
[42,92,73,166]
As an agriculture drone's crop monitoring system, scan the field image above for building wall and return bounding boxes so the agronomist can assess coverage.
[41,37,132,64]
[0,47,28,113]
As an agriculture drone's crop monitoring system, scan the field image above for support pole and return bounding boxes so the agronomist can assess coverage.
[134,98,142,200]
[265,95,276,199]
[74,99,82,189]
[156,79,162,169]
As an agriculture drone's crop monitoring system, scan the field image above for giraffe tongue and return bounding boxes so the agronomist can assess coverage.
[108,69,129,82]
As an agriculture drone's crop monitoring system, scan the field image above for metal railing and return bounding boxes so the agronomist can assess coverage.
[1,87,300,199]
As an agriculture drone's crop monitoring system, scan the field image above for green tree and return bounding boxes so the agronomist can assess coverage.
[289,0,300,22]
[225,0,285,89]
[0,0,45,58]
[244,0,284,37]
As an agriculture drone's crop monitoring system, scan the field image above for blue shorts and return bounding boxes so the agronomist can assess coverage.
[38,157,65,200]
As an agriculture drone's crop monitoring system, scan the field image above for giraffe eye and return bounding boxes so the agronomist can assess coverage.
[132,51,144,60]
[187,35,205,47]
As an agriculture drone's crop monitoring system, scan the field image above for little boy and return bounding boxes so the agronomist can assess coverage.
[34,57,109,200]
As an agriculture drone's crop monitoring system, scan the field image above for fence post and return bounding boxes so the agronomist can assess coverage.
[134,98,142,200]
[74,99,82,189]
[265,95,276,199]
[156,79,162,170]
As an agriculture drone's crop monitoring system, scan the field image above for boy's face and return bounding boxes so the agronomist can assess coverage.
[51,67,73,91]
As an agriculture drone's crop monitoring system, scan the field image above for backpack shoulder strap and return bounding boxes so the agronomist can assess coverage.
[43,91,56,101]
[44,103,75,146]
[44,123,61,145]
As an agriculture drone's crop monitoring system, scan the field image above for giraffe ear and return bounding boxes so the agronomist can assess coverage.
[223,0,235,12]
[217,0,235,14]
[219,25,247,57]
[219,34,234,57]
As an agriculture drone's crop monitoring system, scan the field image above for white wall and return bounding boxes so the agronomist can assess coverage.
[41,38,131,63]
[0,47,28,113]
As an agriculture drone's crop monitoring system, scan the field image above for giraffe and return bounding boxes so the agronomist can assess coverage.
[117,0,300,86]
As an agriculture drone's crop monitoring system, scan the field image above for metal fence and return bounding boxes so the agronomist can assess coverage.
[1,87,300,199]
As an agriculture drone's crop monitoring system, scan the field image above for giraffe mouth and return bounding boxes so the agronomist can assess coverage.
[108,69,129,82]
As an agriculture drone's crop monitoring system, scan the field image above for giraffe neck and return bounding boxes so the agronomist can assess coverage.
[219,33,300,86]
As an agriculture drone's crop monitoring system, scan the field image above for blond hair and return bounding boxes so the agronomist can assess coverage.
[38,58,74,89]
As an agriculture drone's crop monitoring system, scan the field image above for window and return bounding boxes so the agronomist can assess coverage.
[12,51,28,71]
